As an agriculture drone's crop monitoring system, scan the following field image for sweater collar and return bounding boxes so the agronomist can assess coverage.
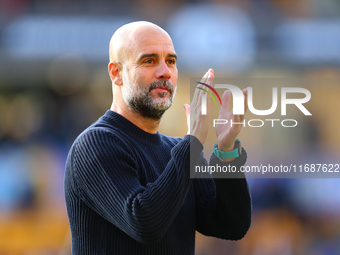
[102,110,162,146]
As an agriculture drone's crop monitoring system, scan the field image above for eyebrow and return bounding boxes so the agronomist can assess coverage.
[168,54,177,60]
[137,53,177,62]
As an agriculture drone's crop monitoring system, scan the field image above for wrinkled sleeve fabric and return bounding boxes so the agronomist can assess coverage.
[194,148,252,240]
[70,130,203,244]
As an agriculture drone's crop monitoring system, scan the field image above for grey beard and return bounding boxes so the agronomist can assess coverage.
[126,80,175,120]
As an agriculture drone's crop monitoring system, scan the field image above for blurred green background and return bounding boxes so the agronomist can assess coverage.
[0,0,340,254]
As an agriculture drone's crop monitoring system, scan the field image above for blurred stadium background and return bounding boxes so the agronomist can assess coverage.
[0,0,340,254]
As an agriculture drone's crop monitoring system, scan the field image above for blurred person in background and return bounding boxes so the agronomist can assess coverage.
[64,21,251,254]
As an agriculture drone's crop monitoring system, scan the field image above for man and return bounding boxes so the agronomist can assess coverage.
[64,21,251,254]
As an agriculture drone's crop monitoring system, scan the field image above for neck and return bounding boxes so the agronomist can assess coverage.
[111,102,160,134]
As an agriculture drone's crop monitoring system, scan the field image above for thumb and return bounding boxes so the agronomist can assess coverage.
[183,104,190,119]
[184,104,191,135]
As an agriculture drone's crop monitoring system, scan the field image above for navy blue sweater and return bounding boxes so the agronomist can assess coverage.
[64,110,251,254]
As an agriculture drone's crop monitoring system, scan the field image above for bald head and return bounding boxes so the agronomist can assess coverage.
[109,21,173,64]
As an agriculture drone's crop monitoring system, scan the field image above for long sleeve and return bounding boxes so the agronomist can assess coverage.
[69,130,203,244]
[194,148,252,240]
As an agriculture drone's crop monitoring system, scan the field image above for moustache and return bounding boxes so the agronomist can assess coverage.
[148,80,174,94]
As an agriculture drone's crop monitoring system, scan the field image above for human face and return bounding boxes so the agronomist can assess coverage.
[121,29,178,119]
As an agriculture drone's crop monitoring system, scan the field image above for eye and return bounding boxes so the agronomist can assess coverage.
[144,59,154,64]
[167,59,176,65]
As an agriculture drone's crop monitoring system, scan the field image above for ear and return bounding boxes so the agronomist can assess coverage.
[108,62,123,86]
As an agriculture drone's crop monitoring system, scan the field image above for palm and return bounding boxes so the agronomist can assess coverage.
[184,69,214,145]
[215,89,248,151]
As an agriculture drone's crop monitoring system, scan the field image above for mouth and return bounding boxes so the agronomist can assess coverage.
[152,87,170,93]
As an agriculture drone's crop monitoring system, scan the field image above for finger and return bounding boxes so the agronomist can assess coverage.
[220,89,231,113]
[207,69,214,87]
[201,68,213,84]
[234,112,243,123]
[205,71,214,108]
[193,70,209,102]
[243,88,248,114]
[197,69,214,90]
[194,69,213,115]
[196,69,214,94]
[183,104,190,119]
[234,88,248,122]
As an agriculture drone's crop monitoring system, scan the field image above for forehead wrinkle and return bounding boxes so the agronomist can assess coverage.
[135,47,177,63]
[133,38,176,61]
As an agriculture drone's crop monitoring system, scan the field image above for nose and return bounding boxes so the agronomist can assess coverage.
[156,60,171,80]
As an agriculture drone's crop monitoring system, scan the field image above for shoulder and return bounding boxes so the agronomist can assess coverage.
[76,125,123,145]
[72,125,131,161]
[66,124,137,180]
[67,114,134,169]
[74,112,130,150]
